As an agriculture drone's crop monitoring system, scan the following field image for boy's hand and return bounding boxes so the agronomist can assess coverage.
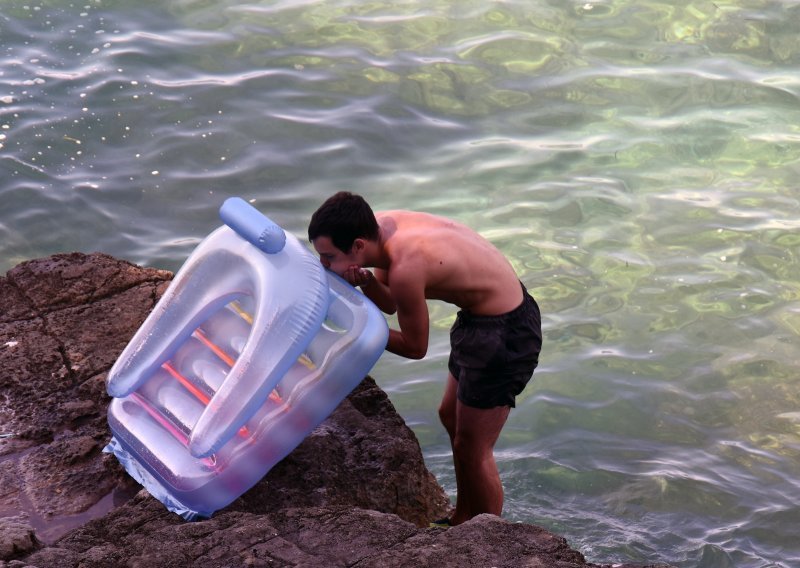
[343,265,374,288]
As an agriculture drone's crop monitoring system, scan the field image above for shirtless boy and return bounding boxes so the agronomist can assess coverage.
[308,191,542,526]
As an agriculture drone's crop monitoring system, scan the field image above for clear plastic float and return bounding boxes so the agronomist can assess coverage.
[104,197,389,520]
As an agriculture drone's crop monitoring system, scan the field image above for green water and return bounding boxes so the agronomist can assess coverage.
[2,1,800,565]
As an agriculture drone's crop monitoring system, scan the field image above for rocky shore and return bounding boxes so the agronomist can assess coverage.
[0,252,672,567]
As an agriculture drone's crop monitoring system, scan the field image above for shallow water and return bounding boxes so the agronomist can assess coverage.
[2,1,800,565]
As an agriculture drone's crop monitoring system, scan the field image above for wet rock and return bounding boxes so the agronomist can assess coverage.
[20,503,580,568]
[0,519,40,560]
[0,253,170,448]
[18,434,116,519]
[0,253,672,568]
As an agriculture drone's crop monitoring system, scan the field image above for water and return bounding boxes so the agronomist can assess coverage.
[2,1,799,565]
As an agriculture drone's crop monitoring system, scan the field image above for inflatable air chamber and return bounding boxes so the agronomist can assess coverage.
[104,197,389,520]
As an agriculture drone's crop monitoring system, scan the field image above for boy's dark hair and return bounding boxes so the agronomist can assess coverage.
[308,191,380,252]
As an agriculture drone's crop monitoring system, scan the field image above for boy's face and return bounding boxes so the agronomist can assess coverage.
[311,235,360,276]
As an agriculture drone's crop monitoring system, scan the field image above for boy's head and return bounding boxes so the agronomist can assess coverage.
[308,191,379,253]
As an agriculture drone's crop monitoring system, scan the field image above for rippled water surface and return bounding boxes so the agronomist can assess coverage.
[3,1,800,566]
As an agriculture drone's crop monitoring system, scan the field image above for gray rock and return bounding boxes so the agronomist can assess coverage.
[0,253,672,568]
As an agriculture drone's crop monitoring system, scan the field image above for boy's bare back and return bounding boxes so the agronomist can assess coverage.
[376,210,522,316]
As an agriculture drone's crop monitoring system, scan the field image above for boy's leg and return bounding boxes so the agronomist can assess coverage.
[451,400,509,524]
[439,374,458,440]
[439,374,510,525]
[439,375,467,521]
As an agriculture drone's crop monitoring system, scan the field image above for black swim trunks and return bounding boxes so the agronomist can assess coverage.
[448,284,542,409]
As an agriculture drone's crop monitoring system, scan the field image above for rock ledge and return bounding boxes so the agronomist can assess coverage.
[0,253,672,568]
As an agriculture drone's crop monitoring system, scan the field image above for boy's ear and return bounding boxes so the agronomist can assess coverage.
[352,238,366,252]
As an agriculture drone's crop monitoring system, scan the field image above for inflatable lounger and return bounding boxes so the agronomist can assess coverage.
[104,197,389,520]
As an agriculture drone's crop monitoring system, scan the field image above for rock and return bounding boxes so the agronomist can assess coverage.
[0,520,40,560]
[21,501,586,568]
[0,253,673,567]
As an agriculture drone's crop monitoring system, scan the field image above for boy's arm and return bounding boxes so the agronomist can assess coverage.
[343,262,430,360]
[343,266,397,314]
[384,269,429,360]
[359,268,397,315]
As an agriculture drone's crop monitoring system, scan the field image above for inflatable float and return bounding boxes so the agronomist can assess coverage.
[104,197,389,520]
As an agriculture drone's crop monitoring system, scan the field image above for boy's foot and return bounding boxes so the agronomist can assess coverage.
[428,517,452,529]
